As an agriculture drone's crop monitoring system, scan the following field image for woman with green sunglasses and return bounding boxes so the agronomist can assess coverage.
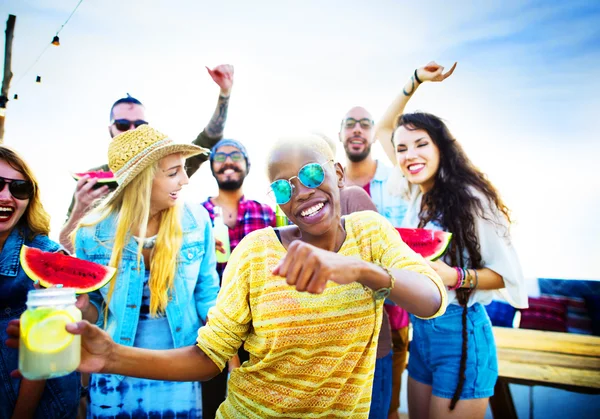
[6,135,447,419]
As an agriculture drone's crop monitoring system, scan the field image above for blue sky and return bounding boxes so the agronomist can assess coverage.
[1,0,599,280]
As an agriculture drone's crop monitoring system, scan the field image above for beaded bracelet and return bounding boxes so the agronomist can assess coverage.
[448,267,464,290]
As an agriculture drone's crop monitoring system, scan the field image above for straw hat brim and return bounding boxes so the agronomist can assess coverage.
[103,143,209,207]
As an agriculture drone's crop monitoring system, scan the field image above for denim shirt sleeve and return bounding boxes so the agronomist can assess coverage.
[193,208,220,323]
[74,226,105,327]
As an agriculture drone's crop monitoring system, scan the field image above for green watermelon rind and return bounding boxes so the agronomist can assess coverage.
[396,228,453,261]
[20,245,116,294]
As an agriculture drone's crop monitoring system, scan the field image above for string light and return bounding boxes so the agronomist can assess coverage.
[12,0,85,90]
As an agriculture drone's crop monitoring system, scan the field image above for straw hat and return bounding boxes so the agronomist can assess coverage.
[104,125,209,206]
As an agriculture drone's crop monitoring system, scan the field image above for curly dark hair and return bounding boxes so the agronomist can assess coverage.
[394,112,511,409]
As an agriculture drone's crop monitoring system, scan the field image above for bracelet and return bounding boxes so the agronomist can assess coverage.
[473,269,479,289]
[414,69,423,84]
[466,269,475,289]
[373,265,395,300]
[448,267,463,290]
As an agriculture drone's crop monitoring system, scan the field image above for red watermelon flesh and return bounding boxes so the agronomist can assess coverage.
[396,228,452,261]
[20,245,116,294]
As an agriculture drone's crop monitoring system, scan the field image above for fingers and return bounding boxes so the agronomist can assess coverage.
[215,239,225,254]
[442,62,458,79]
[5,319,20,349]
[65,320,93,336]
[305,267,329,294]
[293,260,315,292]
[75,175,91,191]
[76,294,90,311]
[10,369,24,379]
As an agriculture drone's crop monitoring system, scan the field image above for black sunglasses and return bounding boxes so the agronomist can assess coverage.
[0,176,34,200]
[111,119,148,131]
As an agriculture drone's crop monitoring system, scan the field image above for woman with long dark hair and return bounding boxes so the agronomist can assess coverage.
[377,66,528,418]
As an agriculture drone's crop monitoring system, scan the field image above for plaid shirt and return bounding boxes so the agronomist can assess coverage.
[202,196,276,280]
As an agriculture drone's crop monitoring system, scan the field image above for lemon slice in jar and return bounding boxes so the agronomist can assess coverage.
[25,310,75,354]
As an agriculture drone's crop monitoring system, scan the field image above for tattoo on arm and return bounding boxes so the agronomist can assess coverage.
[403,76,416,97]
[205,94,230,138]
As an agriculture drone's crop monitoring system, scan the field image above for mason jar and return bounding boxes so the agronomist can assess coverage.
[19,288,81,379]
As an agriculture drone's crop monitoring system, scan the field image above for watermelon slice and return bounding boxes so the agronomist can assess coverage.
[396,228,452,261]
[72,170,118,189]
[20,245,116,294]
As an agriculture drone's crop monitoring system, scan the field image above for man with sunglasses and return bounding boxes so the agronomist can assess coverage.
[339,105,410,419]
[200,138,275,419]
[59,64,235,252]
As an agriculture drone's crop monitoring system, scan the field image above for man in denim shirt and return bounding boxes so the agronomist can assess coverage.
[339,106,409,419]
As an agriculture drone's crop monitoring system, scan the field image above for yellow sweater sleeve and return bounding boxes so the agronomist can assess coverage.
[354,211,447,319]
[196,233,254,371]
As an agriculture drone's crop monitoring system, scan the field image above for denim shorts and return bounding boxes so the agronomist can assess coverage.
[408,303,498,400]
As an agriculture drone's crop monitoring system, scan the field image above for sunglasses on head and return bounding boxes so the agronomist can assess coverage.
[270,160,333,205]
[213,151,244,163]
[0,176,34,200]
[111,119,148,131]
[344,117,374,130]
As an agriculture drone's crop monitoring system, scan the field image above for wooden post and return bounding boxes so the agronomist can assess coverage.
[0,14,16,144]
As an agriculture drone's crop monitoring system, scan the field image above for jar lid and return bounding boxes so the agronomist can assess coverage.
[26,288,77,307]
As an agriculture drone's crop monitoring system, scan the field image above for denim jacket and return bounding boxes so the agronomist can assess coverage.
[0,227,80,419]
[370,160,408,227]
[74,204,220,358]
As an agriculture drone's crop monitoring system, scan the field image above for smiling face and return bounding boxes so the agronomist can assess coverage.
[339,107,375,163]
[393,125,441,193]
[268,145,344,237]
[150,153,189,214]
[211,144,248,191]
[0,159,29,243]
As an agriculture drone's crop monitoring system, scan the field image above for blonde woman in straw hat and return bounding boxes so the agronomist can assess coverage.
[71,125,220,418]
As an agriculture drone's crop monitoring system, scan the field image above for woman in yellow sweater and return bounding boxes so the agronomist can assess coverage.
[8,135,446,418]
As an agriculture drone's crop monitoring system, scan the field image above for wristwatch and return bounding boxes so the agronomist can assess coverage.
[373,265,395,300]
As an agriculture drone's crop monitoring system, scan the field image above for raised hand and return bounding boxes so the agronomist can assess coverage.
[272,241,365,294]
[206,64,234,95]
[417,61,457,83]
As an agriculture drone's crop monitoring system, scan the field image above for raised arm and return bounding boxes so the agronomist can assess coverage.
[186,64,234,177]
[377,61,457,164]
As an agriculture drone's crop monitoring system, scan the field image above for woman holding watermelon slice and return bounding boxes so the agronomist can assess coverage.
[378,66,528,418]
[0,146,80,419]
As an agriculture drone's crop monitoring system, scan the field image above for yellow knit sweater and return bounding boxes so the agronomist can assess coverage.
[196,210,446,418]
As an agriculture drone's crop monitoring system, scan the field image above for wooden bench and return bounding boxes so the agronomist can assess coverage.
[490,327,600,418]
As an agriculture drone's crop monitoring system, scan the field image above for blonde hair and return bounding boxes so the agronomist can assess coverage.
[78,163,183,321]
[0,146,51,239]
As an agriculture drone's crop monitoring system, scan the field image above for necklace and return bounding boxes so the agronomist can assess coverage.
[133,235,157,249]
